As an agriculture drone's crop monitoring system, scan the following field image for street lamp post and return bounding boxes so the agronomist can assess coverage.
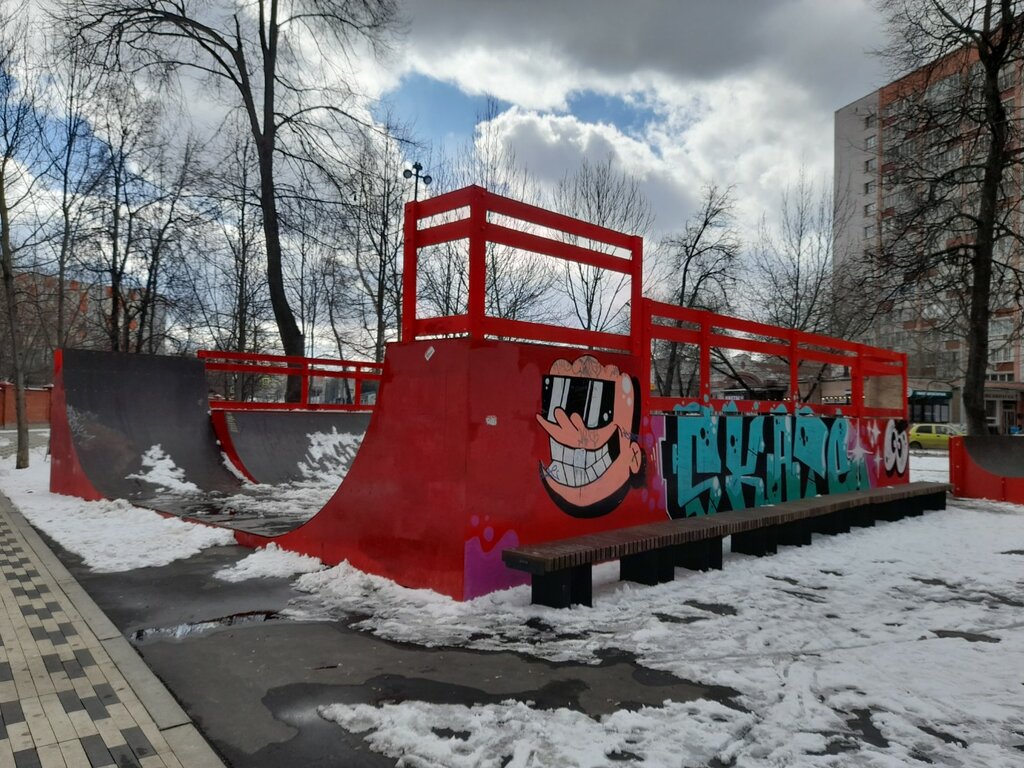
[403,161,432,201]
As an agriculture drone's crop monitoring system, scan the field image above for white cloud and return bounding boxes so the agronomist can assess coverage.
[384,0,887,240]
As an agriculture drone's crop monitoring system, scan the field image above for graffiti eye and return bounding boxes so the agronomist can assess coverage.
[541,376,615,428]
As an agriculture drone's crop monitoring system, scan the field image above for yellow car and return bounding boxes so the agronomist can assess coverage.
[907,423,964,450]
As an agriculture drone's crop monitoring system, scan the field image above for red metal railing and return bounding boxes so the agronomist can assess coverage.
[197,350,384,412]
[403,184,907,420]
[402,185,643,355]
[642,300,907,419]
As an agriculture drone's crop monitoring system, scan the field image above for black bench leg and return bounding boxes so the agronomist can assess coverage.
[621,548,675,586]
[877,500,903,522]
[816,509,851,535]
[675,537,723,571]
[532,565,592,608]
[732,526,778,556]
[778,519,812,546]
[849,505,874,528]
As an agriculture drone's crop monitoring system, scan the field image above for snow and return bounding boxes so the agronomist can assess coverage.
[0,446,233,571]
[298,430,363,483]
[126,444,200,493]
[214,542,323,582]
[201,430,364,522]
[321,698,754,768]
[299,452,1024,766]
[3,433,1021,765]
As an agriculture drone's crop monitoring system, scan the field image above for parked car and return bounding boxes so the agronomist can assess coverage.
[908,422,964,450]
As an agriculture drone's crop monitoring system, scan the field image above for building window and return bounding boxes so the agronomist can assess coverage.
[999,64,1016,93]
[864,224,876,239]
[864,180,876,195]
[865,134,877,150]
[865,157,877,172]
[864,202,876,216]
[864,113,876,129]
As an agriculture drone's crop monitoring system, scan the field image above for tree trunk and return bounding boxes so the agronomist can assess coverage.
[256,138,304,399]
[963,62,1007,436]
[0,173,28,468]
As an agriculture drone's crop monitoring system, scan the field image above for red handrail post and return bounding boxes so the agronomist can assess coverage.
[851,346,864,419]
[402,199,419,342]
[639,299,652,401]
[300,360,310,405]
[467,187,487,338]
[789,334,800,410]
[629,235,644,358]
[901,351,909,420]
[699,314,711,402]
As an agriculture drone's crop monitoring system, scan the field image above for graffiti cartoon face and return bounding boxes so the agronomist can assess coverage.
[537,355,643,518]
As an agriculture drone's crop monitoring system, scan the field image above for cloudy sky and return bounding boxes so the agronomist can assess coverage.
[370,0,891,238]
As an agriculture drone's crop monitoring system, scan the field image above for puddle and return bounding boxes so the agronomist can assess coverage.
[131,611,278,642]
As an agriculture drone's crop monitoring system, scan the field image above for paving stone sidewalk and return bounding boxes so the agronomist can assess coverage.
[0,466,226,768]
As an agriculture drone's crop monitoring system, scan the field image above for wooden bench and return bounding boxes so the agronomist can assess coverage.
[502,481,952,608]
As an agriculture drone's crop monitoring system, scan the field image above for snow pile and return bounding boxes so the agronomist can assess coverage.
[214,543,323,582]
[298,429,363,484]
[299,453,1024,765]
[215,480,338,521]
[0,447,233,571]
[321,697,754,768]
[126,444,200,493]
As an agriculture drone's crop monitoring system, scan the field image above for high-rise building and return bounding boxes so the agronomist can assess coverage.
[834,50,1022,433]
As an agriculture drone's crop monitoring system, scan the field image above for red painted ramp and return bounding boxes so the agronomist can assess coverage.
[950,435,1024,503]
[237,338,663,600]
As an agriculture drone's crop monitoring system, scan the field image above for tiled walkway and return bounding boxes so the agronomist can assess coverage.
[0,455,224,768]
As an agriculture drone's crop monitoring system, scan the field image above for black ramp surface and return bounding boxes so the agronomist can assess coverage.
[62,349,244,501]
[962,436,1024,477]
[222,411,371,485]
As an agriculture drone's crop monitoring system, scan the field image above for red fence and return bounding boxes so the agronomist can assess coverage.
[403,184,643,355]
[643,301,906,418]
[400,185,907,419]
[197,350,383,412]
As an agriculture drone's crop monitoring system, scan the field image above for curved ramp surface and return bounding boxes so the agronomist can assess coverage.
[212,411,370,485]
[950,435,1024,502]
[50,349,244,501]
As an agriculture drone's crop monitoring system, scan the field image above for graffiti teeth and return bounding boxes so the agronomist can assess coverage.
[546,433,620,488]
[549,438,564,462]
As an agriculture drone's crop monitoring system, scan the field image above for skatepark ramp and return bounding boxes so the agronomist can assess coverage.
[199,351,380,484]
[950,435,1024,503]
[51,185,912,601]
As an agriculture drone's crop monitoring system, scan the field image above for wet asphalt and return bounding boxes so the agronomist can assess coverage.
[43,535,739,767]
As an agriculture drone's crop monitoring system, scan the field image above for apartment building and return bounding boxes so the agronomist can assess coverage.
[834,49,1022,432]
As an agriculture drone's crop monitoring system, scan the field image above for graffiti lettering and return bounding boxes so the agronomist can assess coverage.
[660,405,875,518]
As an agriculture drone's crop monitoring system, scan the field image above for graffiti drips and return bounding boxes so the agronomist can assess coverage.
[659,404,878,518]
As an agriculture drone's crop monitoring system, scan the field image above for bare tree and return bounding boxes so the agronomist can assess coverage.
[553,155,654,333]
[875,0,1024,434]
[747,171,837,334]
[420,100,557,326]
[0,8,50,468]
[61,0,400,395]
[40,32,108,351]
[652,184,741,397]
[345,125,406,362]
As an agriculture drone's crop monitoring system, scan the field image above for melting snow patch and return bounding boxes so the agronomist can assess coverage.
[214,543,324,582]
[127,445,200,493]
[0,447,233,571]
[320,698,753,768]
[298,429,363,484]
